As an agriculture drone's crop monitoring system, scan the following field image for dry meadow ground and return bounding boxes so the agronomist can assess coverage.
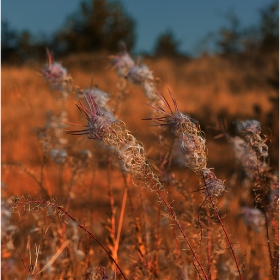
[2,52,279,279]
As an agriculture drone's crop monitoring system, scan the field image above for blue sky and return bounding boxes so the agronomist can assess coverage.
[1,0,272,55]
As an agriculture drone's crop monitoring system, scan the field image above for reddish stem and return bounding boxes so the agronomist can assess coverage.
[172,226,185,280]
[107,155,116,239]
[256,168,277,280]
[206,207,212,280]
[209,197,244,280]
[261,198,277,280]
[154,204,160,276]
[122,175,148,270]
[13,200,130,280]
[144,171,208,280]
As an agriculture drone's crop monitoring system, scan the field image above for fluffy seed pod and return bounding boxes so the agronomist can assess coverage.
[200,168,225,197]
[67,94,163,191]
[236,120,261,135]
[42,51,69,92]
[146,91,225,197]
[126,65,154,85]
[50,149,68,164]
[111,51,135,78]
[82,87,111,111]
[236,120,269,159]
[241,207,265,231]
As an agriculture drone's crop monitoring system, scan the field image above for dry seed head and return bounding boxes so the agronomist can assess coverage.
[42,62,67,89]
[42,51,69,91]
[173,134,207,172]
[147,92,208,172]
[111,51,135,78]
[236,120,261,135]
[143,80,158,101]
[101,121,149,179]
[126,64,161,104]
[50,149,68,165]
[34,127,50,150]
[82,87,110,111]
[147,91,226,196]
[1,202,12,229]
[68,94,163,191]
[46,111,68,146]
[172,113,207,173]
[232,136,251,158]
[112,50,163,104]
[250,135,268,158]
[45,111,68,132]
[199,168,225,197]
[78,149,92,160]
[241,207,265,231]
[231,136,258,165]
[126,64,154,85]
[87,111,116,141]
[236,120,269,159]
[67,94,116,141]
[172,112,198,133]
[231,136,268,181]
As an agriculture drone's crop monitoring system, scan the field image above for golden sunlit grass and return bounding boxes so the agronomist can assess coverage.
[1,52,279,279]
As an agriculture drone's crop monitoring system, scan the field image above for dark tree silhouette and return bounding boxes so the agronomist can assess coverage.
[1,20,20,62]
[215,2,278,55]
[53,0,135,55]
[259,1,279,52]
[216,13,241,54]
[154,30,181,56]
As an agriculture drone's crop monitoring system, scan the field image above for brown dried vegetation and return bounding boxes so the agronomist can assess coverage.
[2,51,279,279]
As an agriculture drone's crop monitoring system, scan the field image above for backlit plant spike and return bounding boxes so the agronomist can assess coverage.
[82,87,111,112]
[111,51,135,78]
[42,50,69,93]
[112,50,162,104]
[145,91,246,279]
[67,93,209,279]
[236,120,268,159]
[146,90,225,197]
[67,93,161,188]
[241,207,265,232]
[231,136,261,179]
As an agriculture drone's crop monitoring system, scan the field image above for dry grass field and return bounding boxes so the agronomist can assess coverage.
[1,51,279,279]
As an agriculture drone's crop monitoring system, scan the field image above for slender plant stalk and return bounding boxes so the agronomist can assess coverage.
[206,207,212,280]
[144,170,209,280]
[58,164,64,198]
[139,187,151,270]
[12,200,130,280]
[105,154,120,276]
[122,175,148,270]
[256,168,277,280]
[209,197,244,280]
[40,154,46,191]
[107,155,116,244]
[172,226,185,280]
[61,166,80,235]
[2,162,50,199]
[154,203,160,277]
[245,226,253,276]
[113,186,127,263]
[262,201,277,280]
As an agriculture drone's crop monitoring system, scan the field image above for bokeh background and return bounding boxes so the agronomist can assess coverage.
[2,0,279,169]
[1,1,279,279]
[2,0,279,57]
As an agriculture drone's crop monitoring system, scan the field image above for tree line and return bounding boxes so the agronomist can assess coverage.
[1,0,278,64]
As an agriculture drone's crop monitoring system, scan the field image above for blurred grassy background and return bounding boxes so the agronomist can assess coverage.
[1,2,279,277]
